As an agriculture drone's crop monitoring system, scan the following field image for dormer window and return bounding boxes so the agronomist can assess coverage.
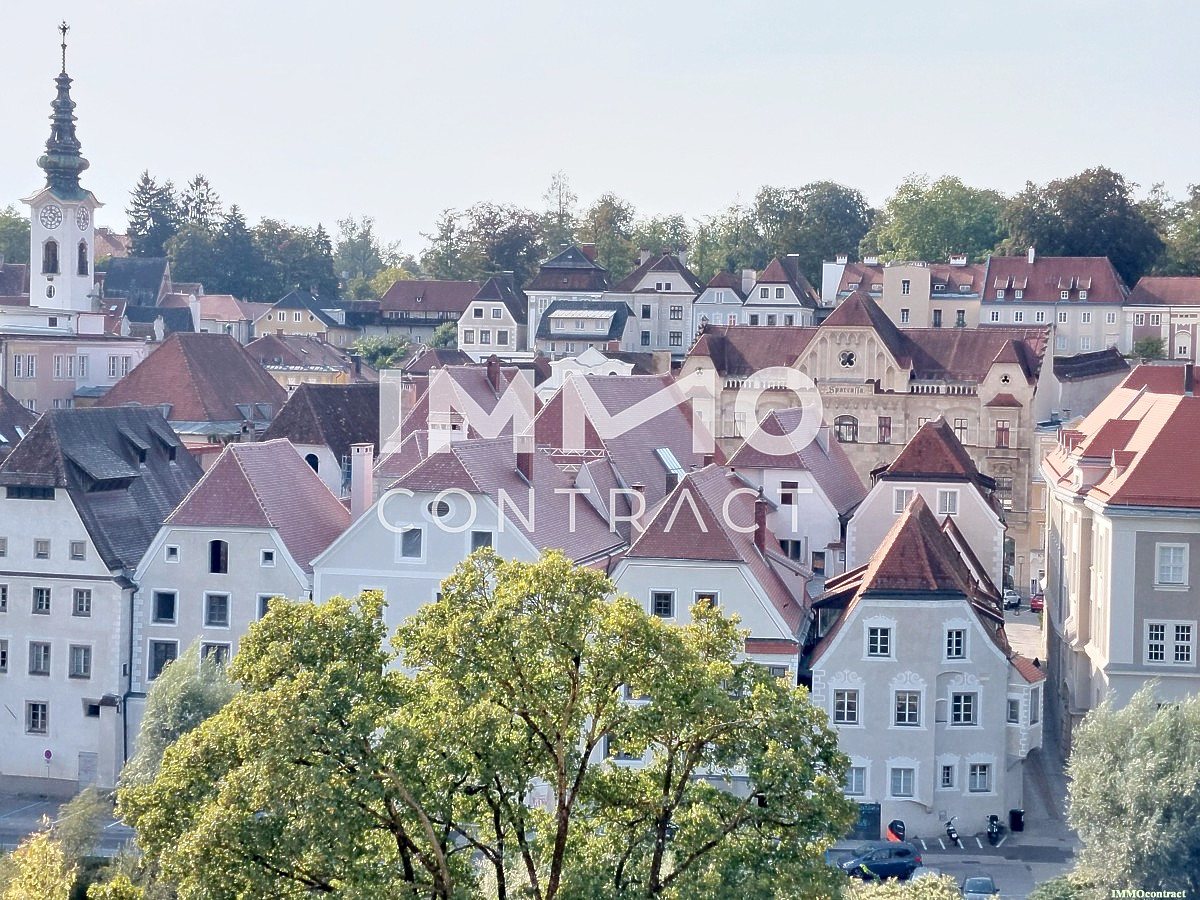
[1061,290,1070,300]
[1079,290,1088,300]
[933,283,945,292]
[996,289,1005,300]
[847,282,860,290]
[1014,289,1023,299]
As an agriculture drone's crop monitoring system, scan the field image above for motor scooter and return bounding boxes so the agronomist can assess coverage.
[986,813,1002,845]
[944,815,962,848]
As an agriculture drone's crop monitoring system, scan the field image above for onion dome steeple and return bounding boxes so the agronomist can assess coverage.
[37,22,90,201]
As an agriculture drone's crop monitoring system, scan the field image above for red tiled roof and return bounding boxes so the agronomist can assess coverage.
[726,409,866,516]
[744,637,799,656]
[1127,276,1200,307]
[375,430,429,484]
[400,363,538,442]
[261,382,380,461]
[1010,653,1047,684]
[880,418,983,481]
[96,332,288,423]
[379,279,481,314]
[984,392,1023,408]
[706,270,747,299]
[859,494,970,594]
[402,348,474,374]
[984,255,1128,303]
[836,262,883,294]
[1120,364,1194,394]
[688,326,816,377]
[168,439,349,571]
[611,252,702,294]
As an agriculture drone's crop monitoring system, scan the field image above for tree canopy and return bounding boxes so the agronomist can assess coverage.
[0,206,30,266]
[1066,685,1200,894]
[861,175,1006,264]
[119,551,853,900]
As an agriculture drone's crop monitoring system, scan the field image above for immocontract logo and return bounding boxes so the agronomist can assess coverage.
[376,366,823,536]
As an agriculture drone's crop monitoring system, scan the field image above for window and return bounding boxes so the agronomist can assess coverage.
[473,307,483,318]
[107,355,132,378]
[954,309,966,328]
[33,587,51,614]
[497,330,509,346]
[892,488,913,514]
[1035,310,1046,323]
[13,354,36,379]
[1150,313,1162,326]
[867,626,891,657]
[479,330,491,344]
[260,549,275,567]
[166,545,178,563]
[400,527,423,559]
[1145,621,1195,665]
[940,764,956,788]
[694,590,719,608]
[153,590,177,623]
[69,645,91,678]
[779,481,798,505]
[0,538,6,557]
[669,306,683,320]
[894,692,920,726]
[995,420,1010,449]
[202,642,231,665]
[462,329,475,344]
[812,550,826,574]
[951,692,977,725]
[946,629,966,659]
[766,315,777,326]
[0,639,6,672]
[73,589,91,617]
[995,289,1005,300]
[1007,698,1021,724]
[292,311,302,323]
[1079,290,1088,301]
[26,701,48,734]
[953,418,967,442]
[877,416,892,443]
[651,591,674,618]
[936,489,959,516]
[470,531,492,552]
[833,689,860,725]
[640,331,651,347]
[932,309,942,328]
[29,641,51,675]
[641,304,651,319]
[968,763,992,792]
[1060,290,1070,300]
[43,239,59,274]
[748,314,759,326]
[1081,311,1092,324]
[34,539,50,559]
[901,279,911,295]
[1106,311,1117,325]
[0,584,6,612]
[834,415,858,443]
[989,311,1000,323]
[775,287,785,299]
[668,332,683,347]
[844,766,866,795]
[900,308,910,324]
[209,540,228,574]
[783,314,794,326]
[258,595,274,619]
[759,287,769,299]
[1156,544,1187,586]
[205,593,230,627]
[1030,687,1041,723]
[1135,312,1146,326]
[838,350,855,368]
[149,641,177,679]
[1058,310,1069,324]
[1013,310,1024,323]
[890,767,915,797]
[491,307,502,318]
[69,540,85,561]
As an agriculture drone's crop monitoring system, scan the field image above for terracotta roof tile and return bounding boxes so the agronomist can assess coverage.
[1127,276,1200,306]
[1010,653,1047,683]
[611,252,702,294]
[262,383,380,462]
[379,279,481,315]
[984,255,1128,302]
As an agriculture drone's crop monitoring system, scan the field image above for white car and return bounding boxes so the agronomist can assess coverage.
[1002,589,1021,612]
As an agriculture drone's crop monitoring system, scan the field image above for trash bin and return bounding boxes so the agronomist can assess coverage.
[886,819,905,841]
[1009,808,1025,832]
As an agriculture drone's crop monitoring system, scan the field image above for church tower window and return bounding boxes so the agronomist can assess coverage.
[43,239,60,275]
[77,240,89,276]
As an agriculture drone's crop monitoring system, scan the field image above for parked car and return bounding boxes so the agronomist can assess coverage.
[837,840,922,880]
[962,874,1000,899]
[1030,591,1044,613]
[1002,589,1021,612]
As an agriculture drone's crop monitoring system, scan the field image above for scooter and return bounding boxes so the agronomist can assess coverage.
[986,813,1003,845]
[944,815,962,848]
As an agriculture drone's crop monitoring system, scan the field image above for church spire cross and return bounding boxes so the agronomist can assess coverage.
[59,21,69,72]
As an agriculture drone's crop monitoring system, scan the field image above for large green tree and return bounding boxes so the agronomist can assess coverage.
[421,204,547,287]
[0,206,30,265]
[1152,184,1200,276]
[1066,686,1200,893]
[541,171,579,253]
[121,552,852,900]
[179,175,223,231]
[1003,167,1164,285]
[335,215,404,301]
[577,193,638,280]
[861,174,1005,264]
[126,171,181,258]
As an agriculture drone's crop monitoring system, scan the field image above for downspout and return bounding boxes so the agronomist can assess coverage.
[123,576,136,766]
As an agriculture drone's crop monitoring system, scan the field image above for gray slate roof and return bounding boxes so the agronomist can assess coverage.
[102,257,169,307]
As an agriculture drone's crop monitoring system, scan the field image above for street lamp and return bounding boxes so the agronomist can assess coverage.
[1017,555,1026,596]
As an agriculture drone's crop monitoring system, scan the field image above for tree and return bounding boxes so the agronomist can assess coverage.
[429,322,457,349]
[86,874,145,900]
[578,193,638,280]
[861,175,1005,264]
[120,641,236,789]
[787,181,875,284]
[845,873,963,899]
[1066,686,1200,893]
[214,205,267,299]
[0,824,76,900]
[541,171,578,252]
[1153,184,1200,276]
[422,204,547,287]
[121,552,853,900]
[165,224,221,288]
[351,334,411,369]
[335,216,405,301]
[251,219,339,301]
[1131,336,1165,359]
[52,787,112,864]
[0,206,30,265]
[179,175,223,231]
[631,214,692,257]
[1003,167,1165,285]
[689,204,768,283]
[126,172,181,258]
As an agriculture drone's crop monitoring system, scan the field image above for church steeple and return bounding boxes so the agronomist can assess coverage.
[37,22,89,200]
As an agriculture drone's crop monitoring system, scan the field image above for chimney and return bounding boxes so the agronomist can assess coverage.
[701,453,714,467]
[1027,247,1036,265]
[579,243,598,262]
[677,249,688,269]
[863,255,880,266]
[486,355,501,391]
[188,292,201,331]
[349,443,375,518]
[666,471,679,494]
[631,482,647,532]
[1185,363,1195,397]
[741,269,757,296]
[639,248,654,266]
[349,352,362,380]
[754,490,769,555]
[835,253,848,265]
[948,253,967,267]
[516,431,535,483]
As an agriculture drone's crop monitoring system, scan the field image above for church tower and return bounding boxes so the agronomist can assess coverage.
[24,23,101,313]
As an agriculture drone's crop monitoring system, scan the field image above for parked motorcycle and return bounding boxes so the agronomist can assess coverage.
[944,815,962,848]
[986,813,1003,845]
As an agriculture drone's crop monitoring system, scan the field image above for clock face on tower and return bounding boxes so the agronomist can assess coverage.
[40,204,63,229]
[76,207,90,230]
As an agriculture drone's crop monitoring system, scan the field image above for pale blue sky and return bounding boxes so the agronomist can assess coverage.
[3,1,1197,255]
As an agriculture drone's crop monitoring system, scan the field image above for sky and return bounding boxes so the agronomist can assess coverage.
[3,1,1198,256]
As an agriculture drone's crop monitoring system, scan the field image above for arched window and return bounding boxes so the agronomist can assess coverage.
[42,240,59,275]
[77,241,89,276]
[304,453,319,473]
[834,415,859,443]
[209,539,228,574]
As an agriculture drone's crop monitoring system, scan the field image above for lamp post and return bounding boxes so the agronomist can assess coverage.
[1018,555,1026,597]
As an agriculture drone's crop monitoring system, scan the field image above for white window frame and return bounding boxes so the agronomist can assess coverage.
[936,488,959,516]
[1155,543,1187,587]
[867,626,893,658]
[892,488,913,514]
[1144,619,1195,666]
[893,690,921,726]
[204,592,231,629]
[397,526,425,563]
[651,590,675,619]
[1007,697,1020,724]
[844,765,866,796]
[968,762,992,793]
[889,766,915,798]
[833,688,860,725]
[945,628,967,660]
[950,691,978,726]
[69,644,92,679]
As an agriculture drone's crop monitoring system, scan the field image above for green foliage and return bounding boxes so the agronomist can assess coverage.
[541,171,578,252]
[1130,336,1165,359]
[126,172,181,258]
[429,321,458,349]
[422,203,547,287]
[122,552,852,899]
[1153,184,1200,275]
[351,333,412,369]
[1003,167,1164,285]
[0,824,77,900]
[120,641,236,789]
[52,788,111,864]
[86,874,144,900]
[1066,685,1200,893]
[335,215,408,301]
[577,193,638,279]
[0,206,30,265]
[179,175,222,230]
[861,174,1005,264]
[846,874,962,899]
[1026,873,1104,900]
